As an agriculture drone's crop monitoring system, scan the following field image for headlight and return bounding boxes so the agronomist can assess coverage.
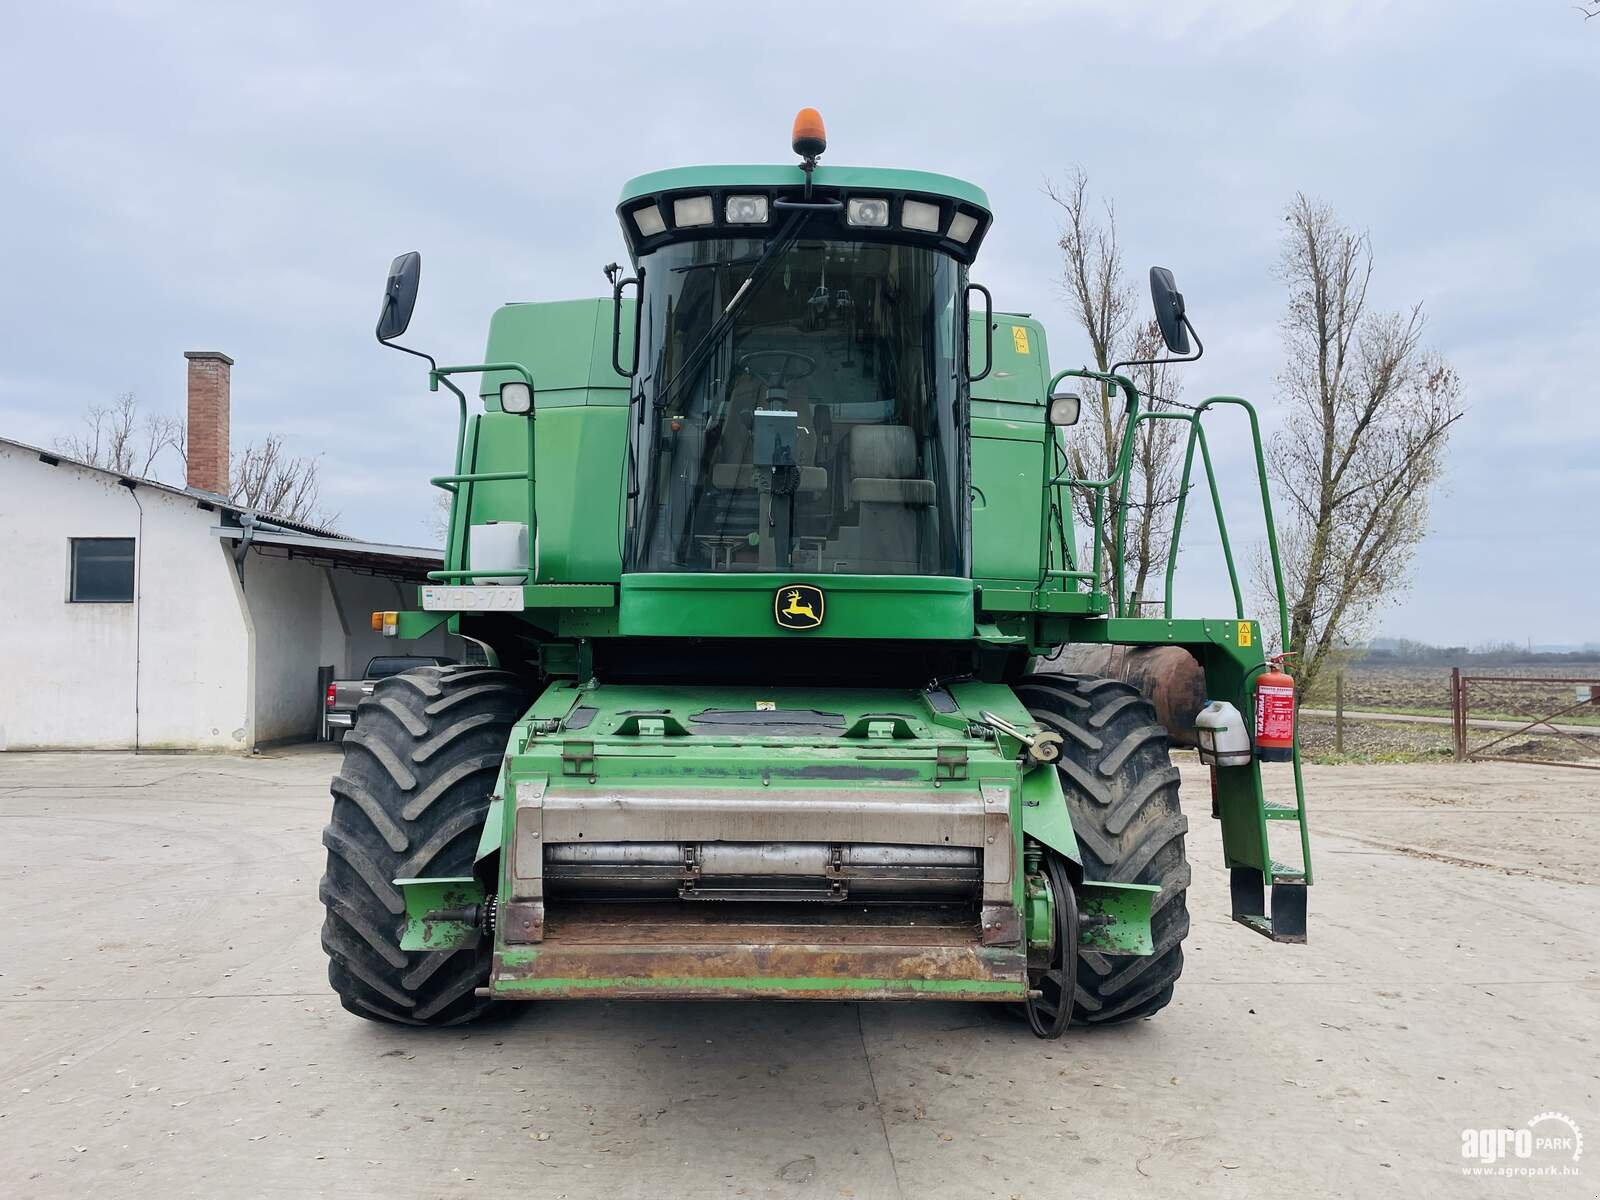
[631,204,666,237]
[947,212,979,244]
[846,198,890,228]
[900,199,941,233]
[672,195,714,228]
[725,195,769,224]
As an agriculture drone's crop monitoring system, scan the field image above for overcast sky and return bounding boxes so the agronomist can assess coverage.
[2,1,1594,646]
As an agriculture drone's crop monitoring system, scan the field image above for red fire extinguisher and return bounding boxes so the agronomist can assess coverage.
[1254,655,1296,762]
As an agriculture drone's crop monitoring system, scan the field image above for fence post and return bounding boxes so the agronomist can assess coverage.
[1334,670,1345,756]
[1451,666,1465,761]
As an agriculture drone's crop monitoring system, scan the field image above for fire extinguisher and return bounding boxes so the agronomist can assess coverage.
[1254,655,1296,762]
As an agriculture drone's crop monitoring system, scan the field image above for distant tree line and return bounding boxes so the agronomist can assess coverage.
[1354,639,1600,666]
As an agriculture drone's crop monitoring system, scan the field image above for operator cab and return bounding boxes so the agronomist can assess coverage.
[615,111,992,579]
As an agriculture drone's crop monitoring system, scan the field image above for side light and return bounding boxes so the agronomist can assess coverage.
[1047,392,1082,428]
[370,611,384,632]
[846,198,890,228]
[947,211,979,244]
[900,199,941,233]
[672,195,714,228]
[725,194,769,224]
[326,682,337,708]
[500,380,533,415]
[631,204,666,237]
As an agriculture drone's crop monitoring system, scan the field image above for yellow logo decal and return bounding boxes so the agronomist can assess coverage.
[1237,621,1252,647]
[774,584,825,630]
[1011,326,1031,355]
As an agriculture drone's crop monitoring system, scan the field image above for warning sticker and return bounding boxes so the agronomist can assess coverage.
[755,700,776,711]
[1011,326,1030,355]
[1237,621,1252,647]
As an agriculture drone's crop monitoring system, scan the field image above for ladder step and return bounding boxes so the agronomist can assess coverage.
[1264,803,1302,820]
[1269,861,1306,882]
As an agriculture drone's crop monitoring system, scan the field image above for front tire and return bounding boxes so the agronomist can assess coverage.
[1016,673,1191,1024]
[319,665,530,1026]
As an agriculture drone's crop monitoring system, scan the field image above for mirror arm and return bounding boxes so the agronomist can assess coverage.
[378,329,438,374]
[1110,316,1203,381]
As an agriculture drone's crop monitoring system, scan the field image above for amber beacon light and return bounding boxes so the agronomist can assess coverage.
[791,107,827,161]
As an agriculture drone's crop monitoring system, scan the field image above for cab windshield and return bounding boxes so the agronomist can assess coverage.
[626,226,967,576]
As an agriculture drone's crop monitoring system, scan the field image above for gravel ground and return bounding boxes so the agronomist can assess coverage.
[2,748,1597,1198]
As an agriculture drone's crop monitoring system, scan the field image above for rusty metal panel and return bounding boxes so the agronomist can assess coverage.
[511,777,547,901]
[980,903,1022,946]
[979,783,1013,904]
[500,899,544,944]
[488,902,1027,999]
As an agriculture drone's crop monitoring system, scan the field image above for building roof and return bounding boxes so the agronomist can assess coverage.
[2,434,441,575]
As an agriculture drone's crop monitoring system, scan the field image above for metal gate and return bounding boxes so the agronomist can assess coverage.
[1451,669,1600,770]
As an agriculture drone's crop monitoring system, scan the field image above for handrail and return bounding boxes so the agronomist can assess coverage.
[1038,368,1140,610]
[426,361,538,586]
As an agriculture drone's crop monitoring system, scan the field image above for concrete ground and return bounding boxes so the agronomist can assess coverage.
[1,749,1596,1199]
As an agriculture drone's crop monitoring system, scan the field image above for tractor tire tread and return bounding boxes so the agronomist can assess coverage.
[1016,673,1190,1026]
[319,665,530,1027]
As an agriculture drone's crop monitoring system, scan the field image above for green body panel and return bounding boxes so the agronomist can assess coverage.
[476,299,632,408]
[396,876,484,952]
[619,164,991,212]
[492,962,1022,998]
[1078,881,1159,955]
[619,573,974,639]
[1018,760,1078,865]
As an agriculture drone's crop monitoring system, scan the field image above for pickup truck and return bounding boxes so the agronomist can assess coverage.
[324,655,456,740]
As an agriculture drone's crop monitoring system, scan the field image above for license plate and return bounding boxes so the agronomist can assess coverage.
[421,586,525,612]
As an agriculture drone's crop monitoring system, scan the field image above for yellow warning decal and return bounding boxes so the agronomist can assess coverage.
[1011,326,1031,355]
[755,700,776,711]
[1237,621,1252,647]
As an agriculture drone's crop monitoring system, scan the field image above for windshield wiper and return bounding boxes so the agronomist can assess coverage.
[651,210,805,412]
[671,252,762,274]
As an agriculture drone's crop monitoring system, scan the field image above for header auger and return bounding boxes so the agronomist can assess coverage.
[322,109,1310,1035]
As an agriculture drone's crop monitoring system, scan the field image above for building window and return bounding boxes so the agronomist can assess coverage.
[70,538,136,603]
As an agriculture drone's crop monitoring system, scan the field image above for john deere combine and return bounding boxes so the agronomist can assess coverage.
[319,111,1311,1035]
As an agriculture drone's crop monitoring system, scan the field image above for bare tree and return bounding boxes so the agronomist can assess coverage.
[1263,194,1463,697]
[55,392,182,479]
[230,435,338,530]
[59,393,338,530]
[1045,169,1185,611]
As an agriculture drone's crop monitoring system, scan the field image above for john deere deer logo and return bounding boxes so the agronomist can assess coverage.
[774,584,825,630]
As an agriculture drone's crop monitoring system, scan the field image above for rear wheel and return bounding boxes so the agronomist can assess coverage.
[1016,672,1191,1024]
[319,665,530,1026]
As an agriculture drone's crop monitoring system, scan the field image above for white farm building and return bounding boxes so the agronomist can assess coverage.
[0,352,462,751]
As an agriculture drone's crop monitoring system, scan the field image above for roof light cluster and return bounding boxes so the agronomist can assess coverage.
[627,190,986,248]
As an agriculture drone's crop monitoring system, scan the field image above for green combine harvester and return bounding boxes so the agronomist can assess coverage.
[319,110,1311,1036]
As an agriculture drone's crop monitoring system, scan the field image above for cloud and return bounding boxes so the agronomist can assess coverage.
[0,0,1592,640]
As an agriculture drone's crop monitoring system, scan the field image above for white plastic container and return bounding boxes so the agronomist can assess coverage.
[1194,700,1252,767]
[470,521,529,585]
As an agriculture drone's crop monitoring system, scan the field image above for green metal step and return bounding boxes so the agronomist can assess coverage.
[1263,801,1302,820]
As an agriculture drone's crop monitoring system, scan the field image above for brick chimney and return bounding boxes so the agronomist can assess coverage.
[184,350,232,495]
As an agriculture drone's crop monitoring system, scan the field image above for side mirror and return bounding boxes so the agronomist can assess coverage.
[1149,266,1190,355]
[499,380,533,415]
[376,251,421,342]
[1047,392,1081,427]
